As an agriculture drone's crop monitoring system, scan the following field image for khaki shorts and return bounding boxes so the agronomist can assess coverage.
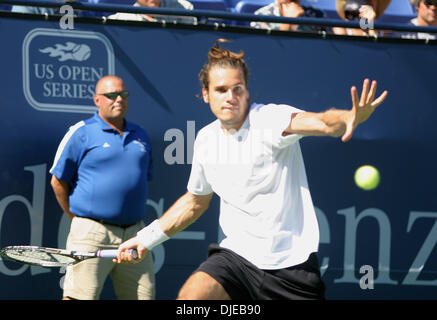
[63,217,155,300]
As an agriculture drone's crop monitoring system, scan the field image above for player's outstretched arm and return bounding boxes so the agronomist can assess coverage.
[284,79,388,142]
[114,191,213,264]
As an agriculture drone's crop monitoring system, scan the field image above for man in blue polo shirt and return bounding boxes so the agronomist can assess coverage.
[50,75,155,300]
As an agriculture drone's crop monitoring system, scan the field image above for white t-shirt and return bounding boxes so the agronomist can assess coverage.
[187,103,320,270]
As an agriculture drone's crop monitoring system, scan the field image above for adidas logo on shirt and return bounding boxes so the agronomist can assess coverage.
[102,142,111,148]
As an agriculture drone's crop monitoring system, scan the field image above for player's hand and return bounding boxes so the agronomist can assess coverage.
[342,79,388,142]
[113,236,148,264]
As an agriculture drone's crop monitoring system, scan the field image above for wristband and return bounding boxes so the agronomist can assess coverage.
[137,219,170,250]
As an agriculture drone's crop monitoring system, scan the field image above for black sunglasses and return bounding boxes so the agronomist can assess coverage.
[424,0,437,6]
[98,90,129,100]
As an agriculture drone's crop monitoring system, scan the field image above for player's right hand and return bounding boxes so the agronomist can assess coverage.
[113,236,148,264]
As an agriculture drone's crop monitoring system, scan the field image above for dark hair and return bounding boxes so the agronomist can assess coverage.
[421,0,437,6]
[198,39,249,91]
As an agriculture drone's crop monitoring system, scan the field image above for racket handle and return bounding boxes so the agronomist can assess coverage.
[97,249,138,260]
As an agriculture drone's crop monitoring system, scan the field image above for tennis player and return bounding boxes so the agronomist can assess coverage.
[115,39,388,299]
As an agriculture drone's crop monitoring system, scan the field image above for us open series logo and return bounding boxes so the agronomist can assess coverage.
[23,28,115,113]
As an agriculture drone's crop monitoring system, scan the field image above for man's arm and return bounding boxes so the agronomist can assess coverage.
[50,175,75,220]
[374,0,391,19]
[115,191,213,262]
[283,79,388,142]
[159,191,213,237]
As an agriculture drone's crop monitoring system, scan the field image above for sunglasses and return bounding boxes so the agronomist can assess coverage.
[98,90,129,100]
[424,0,437,6]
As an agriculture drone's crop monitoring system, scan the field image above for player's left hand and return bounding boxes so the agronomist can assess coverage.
[342,78,388,142]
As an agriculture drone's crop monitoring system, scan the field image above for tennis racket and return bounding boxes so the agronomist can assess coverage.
[0,245,137,267]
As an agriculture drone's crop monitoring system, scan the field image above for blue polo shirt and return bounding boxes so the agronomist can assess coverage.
[50,112,154,225]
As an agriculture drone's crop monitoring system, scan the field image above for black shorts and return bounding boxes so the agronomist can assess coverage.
[196,244,326,300]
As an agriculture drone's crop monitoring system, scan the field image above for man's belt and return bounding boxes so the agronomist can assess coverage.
[86,217,137,229]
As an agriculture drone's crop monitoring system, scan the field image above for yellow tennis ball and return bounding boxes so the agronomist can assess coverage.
[354,165,380,191]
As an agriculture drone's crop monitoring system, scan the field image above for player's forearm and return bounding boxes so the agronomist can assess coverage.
[285,109,350,138]
[134,192,212,252]
[159,191,212,237]
[319,108,351,137]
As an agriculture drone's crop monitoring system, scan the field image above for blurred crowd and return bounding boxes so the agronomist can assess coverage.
[4,0,437,39]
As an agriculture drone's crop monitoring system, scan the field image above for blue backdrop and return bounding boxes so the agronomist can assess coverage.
[0,14,436,300]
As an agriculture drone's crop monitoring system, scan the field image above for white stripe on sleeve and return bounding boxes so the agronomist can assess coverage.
[49,121,85,173]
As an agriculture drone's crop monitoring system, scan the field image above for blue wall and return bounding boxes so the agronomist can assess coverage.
[0,14,436,300]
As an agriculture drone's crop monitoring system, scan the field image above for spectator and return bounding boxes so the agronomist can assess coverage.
[333,0,392,36]
[50,75,155,300]
[250,0,329,33]
[11,0,55,15]
[400,0,437,40]
[108,0,196,24]
[11,0,98,17]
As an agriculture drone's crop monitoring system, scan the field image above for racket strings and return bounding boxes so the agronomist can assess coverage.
[3,249,76,267]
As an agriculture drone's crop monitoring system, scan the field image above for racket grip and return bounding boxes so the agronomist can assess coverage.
[98,249,138,260]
